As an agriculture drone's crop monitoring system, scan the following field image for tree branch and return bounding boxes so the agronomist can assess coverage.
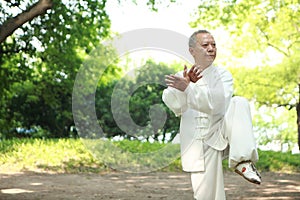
[0,46,32,54]
[255,100,296,110]
[257,26,290,57]
[276,103,296,110]
[0,0,53,44]
[266,42,290,57]
[3,0,21,7]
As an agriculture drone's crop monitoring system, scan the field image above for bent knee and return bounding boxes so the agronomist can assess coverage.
[231,96,250,107]
[232,96,248,102]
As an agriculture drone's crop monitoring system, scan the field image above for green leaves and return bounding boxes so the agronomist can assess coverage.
[229,54,300,107]
[191,0,300,147]
[0,0,112,138]
[94,60,180,141]
[0,138,299,173]
[192,0,300,57]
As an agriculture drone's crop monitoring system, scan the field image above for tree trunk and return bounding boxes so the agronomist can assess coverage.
[0,0,53,43]
[297,83,300,150]
[297,103,300,150]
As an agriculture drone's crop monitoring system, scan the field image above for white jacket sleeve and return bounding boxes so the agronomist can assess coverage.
[162,87,188,117]
[184,67,233,115]
[184,79,213,114]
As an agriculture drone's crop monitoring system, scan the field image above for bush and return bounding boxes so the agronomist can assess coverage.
[0,138,299,173]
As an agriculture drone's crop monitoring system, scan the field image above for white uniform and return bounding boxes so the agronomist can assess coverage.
[162,65,258,200]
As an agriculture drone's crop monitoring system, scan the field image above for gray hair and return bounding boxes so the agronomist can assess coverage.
[188,30,211,47]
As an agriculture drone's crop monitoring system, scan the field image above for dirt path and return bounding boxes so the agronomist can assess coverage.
[0,171,299,200]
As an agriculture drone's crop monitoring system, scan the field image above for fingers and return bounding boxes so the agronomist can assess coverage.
[195,69,202,78]
[165,74,178,87]
[184,65,188,71]
[188,68,201,78]
[186,65,203,83]
[165,64,204,88]
[194,66,203,76]
[165,74,189,91]
[183,65,188,77]
[190,65,196,72]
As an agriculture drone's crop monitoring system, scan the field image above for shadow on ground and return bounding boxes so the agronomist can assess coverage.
[0,171,299,200]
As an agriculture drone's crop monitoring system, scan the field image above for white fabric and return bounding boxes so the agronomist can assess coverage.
[191,145,225,200]
[191,96,259,200]
[162,65,234,171]
[224,96,259,167]
[162,65,259,199]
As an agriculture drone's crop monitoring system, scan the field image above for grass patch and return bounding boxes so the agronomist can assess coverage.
[0,138,299,173]
[255,150,300,173]
[0,138,106,173]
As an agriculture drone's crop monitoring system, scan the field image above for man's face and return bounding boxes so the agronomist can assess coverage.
[189,33,217,68]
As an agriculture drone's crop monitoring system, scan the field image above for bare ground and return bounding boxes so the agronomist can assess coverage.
[0,171,299,200]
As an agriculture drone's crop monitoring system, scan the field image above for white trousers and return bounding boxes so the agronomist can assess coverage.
[191,97,259,200]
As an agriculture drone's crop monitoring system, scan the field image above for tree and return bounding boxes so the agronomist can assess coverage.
[130,60,180,141]
[0,0,53,43]
[190,0,300,149]
[228,62,299,148]
[0,0,177,138]
[0,0,111,137]
[97,60,180,142]
[0,0,174,45]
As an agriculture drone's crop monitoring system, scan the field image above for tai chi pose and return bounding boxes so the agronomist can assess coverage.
[162,30,261,200]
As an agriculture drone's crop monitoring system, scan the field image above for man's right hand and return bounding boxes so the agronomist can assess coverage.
[165,73,190,92]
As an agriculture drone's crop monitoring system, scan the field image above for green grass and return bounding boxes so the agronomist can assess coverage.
[255,150,300,173]
[0,138,106,173]
[0,138,299,173]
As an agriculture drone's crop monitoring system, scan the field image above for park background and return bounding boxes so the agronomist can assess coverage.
[0,0,299,199]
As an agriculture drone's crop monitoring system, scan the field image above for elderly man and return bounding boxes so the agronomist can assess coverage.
[162,30,261,200]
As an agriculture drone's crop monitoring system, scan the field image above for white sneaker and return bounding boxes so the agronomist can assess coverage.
[235,161,261,185]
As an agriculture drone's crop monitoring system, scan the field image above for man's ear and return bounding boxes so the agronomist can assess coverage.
[189,47,194,56]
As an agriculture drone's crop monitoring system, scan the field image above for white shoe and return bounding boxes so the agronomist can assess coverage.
[235,161,261,185]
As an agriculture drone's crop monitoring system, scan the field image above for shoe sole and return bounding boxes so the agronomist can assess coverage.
[234,169,261,185]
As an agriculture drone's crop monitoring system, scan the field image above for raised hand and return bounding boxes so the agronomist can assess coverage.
[187,65,203,83]
[165,68,190,92]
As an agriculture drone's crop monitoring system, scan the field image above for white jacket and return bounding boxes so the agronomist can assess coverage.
[162,65,233,172]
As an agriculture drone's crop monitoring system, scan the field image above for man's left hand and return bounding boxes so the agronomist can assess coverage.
[187,65,203,83]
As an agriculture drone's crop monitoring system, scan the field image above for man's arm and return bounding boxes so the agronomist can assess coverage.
[185,68,233,115]
[162,87,187,117]
[162,65,204,116]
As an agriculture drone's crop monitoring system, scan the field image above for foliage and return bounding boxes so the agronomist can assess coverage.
[72,42,123,140]
[255,150,300,172]
[130,0,177,11]
[190,0,300,106]
[95,60,181,142]
[191,0,299,56]
[0,138,299,173]
[229,56,300,107]
[0,0,178,139]
[222,149,300,173]
[190,0,300,147]
[252,106,297,147]
[0,138,106,173]
[228,59,299,146]
[0,0,112,138]
[81,138,180,172]
[128,60,180,141]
